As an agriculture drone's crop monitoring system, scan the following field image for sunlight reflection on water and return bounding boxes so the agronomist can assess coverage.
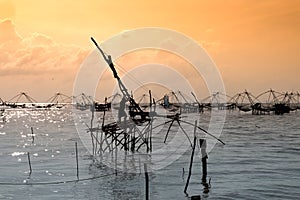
[0,108,299,199]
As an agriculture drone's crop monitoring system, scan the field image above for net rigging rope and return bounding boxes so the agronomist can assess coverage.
[101,50,159,100]
[0,172,116,186]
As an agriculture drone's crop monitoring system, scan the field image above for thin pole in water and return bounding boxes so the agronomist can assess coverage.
[200,139,210,194]
[31,127,34,144]
[200,139,208,183]
[27,152,32,175]
[75,142,79,180]
[184,120,197,195]
[144,163,149,200]
[115,133,118,176]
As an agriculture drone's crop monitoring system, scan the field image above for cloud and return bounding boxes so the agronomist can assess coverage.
[0,19,90,77]
[0,19,91,100]
[0,19,21,43]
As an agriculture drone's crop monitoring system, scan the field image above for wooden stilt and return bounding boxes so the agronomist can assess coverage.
[90,102,95,156]
[75,142,79,180]
[200,139,210,194]
[149,120,153,152]
[27,152,32,175]
[144,163,149,200]
[115,133,118,176]
[31,127,34,144]
[199,139,208,183]
[184,120,197,195]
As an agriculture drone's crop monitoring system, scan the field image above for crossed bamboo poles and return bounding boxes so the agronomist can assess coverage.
[88,37,225,155]
[87,113,225,156]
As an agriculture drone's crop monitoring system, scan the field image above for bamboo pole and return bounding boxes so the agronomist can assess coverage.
[27,152,32,175]
[150,120,153,152]
[75,142,79,180]
[200,139,208,183]
[184,120,197,195]
[144,163,149,200]
[115,133,118,176]
[31,127,34,144]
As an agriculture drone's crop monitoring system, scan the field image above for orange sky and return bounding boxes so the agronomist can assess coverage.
[0,0,299,101]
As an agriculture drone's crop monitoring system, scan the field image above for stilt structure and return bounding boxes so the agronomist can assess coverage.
[6,92,37,108]
[202,92,234,110]
[177,91,199,113]
[73,93,93,111]
[46,92,71,108]
[89,37,225,197]
[191,92,204,113]
[232,90,257,112]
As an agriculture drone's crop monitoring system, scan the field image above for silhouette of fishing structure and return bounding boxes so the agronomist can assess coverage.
[88,37,225,196]
[175,91,199,113]
[90,37,161,154]
[231,90,257,112]
[0,98,6,122]
[5,92,37,108]
[157,91,181,111]
[73,93,93,111]
[1,88,298,115]
[282,92,300,111]
[94,93,122,112]
[3,92,73,109]
[136,92,155,110]
[45,92,72,108]
[155,90,199,113]
[201,92,236,110]
[231,89,300,115]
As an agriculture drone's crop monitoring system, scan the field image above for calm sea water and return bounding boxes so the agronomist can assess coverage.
[0,108,299,200]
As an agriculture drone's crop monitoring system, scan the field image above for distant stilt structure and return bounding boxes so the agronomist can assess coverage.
[191,92,204,113]
[46,92,71,108]
[233,90,257,113]
[230,89,298,115]
[73,93,93,111]
[201,92,234,111]
[6,92,37,108]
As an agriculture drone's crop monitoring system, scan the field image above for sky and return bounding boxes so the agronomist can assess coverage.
[0,0,299,102]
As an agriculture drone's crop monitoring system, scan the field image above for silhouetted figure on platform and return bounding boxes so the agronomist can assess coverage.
[118,97,127,122]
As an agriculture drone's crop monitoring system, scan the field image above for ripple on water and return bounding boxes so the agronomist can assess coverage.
[0,109,299,199]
